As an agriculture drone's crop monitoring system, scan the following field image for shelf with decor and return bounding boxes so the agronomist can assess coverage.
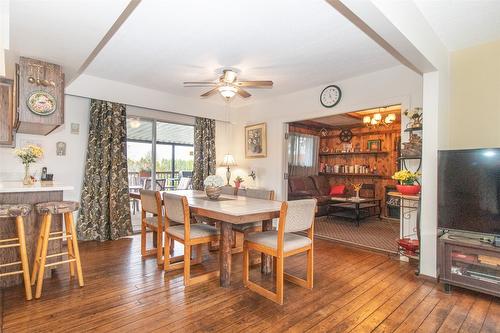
[319,151,389,157]
[319,172,387,178]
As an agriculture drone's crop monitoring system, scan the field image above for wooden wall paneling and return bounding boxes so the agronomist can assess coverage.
[16,57,64,135]
[0,191,63,287]
[0,78,14,146]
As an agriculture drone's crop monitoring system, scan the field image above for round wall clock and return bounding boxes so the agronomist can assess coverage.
[339,129,353,142]
[27,91,57,116]
[320,85,342,108]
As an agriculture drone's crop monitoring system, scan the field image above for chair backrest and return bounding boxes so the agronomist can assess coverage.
[280,199,316,233]
[238,188,274,200]
[360,183,376,198]
[140,189,161,214]
[220,186,237,196]
[177,177,192,190]
[178,170,193,178]
[162,192,188,224]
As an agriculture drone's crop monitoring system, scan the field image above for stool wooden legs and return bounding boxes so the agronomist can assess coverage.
[34,213,52,299]
[65,212,84,287]
[32,211,83,299]
[15,216,32,301]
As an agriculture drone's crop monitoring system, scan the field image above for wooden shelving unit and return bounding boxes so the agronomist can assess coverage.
[319,172,385,178]
[319,151,389,157]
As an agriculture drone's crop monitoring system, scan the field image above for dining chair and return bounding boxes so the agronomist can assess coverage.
[163,192,220,286]
[243,198,316,305]
[176,177,192,190]
[232,188,275,253]
[140,190,167,265]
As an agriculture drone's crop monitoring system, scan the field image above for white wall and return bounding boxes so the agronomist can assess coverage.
[0,95,90,201]
[231,65,423,200]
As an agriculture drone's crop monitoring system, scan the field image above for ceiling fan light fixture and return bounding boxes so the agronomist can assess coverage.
[223,70,237,83]
[218,85,237,99]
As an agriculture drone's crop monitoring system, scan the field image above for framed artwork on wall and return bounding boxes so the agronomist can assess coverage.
[367,139,382,151]
[245,123,267,158]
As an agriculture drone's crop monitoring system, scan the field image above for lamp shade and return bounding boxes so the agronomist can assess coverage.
[221,154,237,166]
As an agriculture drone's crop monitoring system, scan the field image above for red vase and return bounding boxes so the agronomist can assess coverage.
[396,184,421,195]
[234,182,241,189]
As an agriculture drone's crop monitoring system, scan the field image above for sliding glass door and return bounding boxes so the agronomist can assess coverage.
[126,118,194,191]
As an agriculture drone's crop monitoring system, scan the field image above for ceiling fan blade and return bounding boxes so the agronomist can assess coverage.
[200,87,219,97]
[235,80,273,87]
[236,88,251,98]
[183,81,218,86]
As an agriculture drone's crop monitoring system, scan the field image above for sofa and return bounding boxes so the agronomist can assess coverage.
[288,175,336,216]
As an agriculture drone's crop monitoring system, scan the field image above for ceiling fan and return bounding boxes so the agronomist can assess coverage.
[183,69,273,101]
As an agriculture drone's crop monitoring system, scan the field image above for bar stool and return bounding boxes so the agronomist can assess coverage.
[31,201,83,299]
[0,204,32,300]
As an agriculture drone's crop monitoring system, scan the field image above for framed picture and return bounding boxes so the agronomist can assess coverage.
[245,123,267,158]
[367,139,382,151]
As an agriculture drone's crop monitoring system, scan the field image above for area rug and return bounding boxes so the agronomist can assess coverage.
[312,216,400,254]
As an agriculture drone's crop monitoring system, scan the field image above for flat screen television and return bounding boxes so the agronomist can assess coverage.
[438,148,500,236]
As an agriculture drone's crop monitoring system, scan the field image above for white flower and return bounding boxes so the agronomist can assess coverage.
[203,175,224,188]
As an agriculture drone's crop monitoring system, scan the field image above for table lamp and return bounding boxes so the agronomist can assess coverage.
[220,154,237,186]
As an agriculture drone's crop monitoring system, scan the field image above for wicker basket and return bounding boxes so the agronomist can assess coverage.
[205,186,222,200]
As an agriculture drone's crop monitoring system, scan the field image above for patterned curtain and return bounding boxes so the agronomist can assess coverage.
[192,117,216,190]
[77,100,132,241]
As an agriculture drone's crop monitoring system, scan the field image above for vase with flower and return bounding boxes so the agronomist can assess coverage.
[392,170,421,195]
[352,183,363,200]
[14,144,44,185]
[233,176,244,189]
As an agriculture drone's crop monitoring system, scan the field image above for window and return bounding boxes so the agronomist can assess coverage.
[126,117,194,190]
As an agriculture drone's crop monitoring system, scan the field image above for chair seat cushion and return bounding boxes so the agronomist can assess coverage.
[35,201,79,215]
[0,204,31,218]
[167,224,220,240]
[245,231,311,253]
[232,222,261,232]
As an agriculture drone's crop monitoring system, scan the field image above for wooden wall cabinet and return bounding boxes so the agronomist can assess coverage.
[16,57,64,135]
[0,77,15,146]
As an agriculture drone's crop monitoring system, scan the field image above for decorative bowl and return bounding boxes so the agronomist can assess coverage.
[396,184,421,196]
[205,186,222,200]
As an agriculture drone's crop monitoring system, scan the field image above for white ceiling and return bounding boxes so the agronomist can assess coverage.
[83,0,398,99]
[9,0,130,80]
[415,0,500,51]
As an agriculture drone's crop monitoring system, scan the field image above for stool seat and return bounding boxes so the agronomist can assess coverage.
[35,201,79,215]
[0,204,31,218]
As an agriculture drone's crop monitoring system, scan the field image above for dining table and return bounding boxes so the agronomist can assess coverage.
[130,189,282,287]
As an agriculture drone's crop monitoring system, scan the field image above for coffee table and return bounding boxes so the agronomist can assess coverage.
[329,197,382,226]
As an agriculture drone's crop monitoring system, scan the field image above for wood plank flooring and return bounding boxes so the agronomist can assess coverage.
[1,234,498,332]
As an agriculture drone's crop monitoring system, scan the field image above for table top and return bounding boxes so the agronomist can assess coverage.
[330,196,381,203]
[0,181,74,193]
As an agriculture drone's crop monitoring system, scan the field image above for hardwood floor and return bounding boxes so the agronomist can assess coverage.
[1,234,498,332]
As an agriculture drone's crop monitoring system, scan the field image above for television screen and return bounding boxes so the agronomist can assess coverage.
[438,148,500,235]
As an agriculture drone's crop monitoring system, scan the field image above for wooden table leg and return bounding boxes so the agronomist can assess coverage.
[261,219,273,274]
[219,221,233,287]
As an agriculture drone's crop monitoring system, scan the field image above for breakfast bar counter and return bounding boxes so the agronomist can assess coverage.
[0,182,74,287]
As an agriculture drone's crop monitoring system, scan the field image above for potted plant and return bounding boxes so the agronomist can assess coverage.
[203,175,224,200]
[139,163,152,178]
[14,144,44,185]
[392,170,421,195]
[233,176,244,189]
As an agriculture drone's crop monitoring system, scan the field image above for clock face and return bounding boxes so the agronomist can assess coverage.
[320,85,341,108]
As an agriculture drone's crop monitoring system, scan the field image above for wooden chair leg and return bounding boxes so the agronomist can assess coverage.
[156,227,163,265]
[242,243,249,286]
[16,216,32,301]
[67,212,84,287]
[35,214,52,299]
[30,216,46,285]
[64,216,76,277]
[307,248,313,289]
[276,256,284,305]
[141,221,147,257]
[184,244,191,286]
[164,233,170,271]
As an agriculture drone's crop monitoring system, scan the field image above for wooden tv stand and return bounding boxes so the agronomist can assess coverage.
[438,232,500,297]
